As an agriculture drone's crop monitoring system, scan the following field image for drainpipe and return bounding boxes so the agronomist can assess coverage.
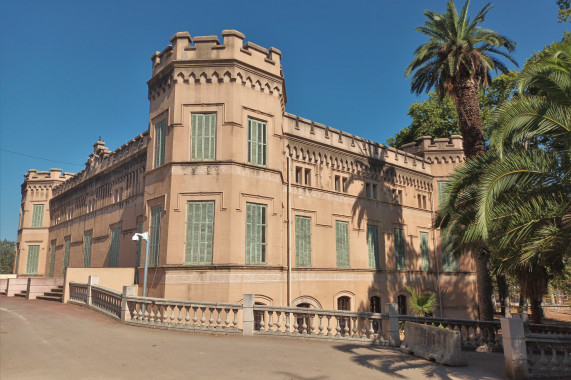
[287,155,292,307]
[431,191,444,317]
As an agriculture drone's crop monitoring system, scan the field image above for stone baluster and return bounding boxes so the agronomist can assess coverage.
[352,316,358,338]
[267,311,274,332]
[285,312,291,334]
[335,316,342,337]
[276,311,282,333]
[208,307,215,327]
[310,314,316,336]
[192,306,198,326]
[326,315,332,336]
[178,305,184,327]
[223,308,230,329]
[232,308,239,329]
[200,307,207,327]
[216,308,222,327]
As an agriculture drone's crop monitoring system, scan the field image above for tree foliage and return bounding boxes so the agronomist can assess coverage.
[405,286,437,317]
[0,240,16,274]
[388,72,518,149]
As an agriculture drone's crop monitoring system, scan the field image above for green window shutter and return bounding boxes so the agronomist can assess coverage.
[191,113,216,161]
[367,225,379,269]
[84,234,92,267]
[49,242,56,277]
[437,181,448,208]
[295,216,311,267]
[31,204,44,228]
[63,239,70,276]
[245,203,266,264]
[26,245,40,274]
[336,221,349,268]
[149,206,162,266]
[420,232,430,271]
[185,201,215,265]
[247,118,267,166]
[154,121,166,168]
[394,228,405,270]
[109,229,120,267]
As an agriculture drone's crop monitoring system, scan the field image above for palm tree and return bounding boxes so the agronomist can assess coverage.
[406,0,517,158]
[406,0,516,321]
[405,286,437,317]
[438,39,570,323]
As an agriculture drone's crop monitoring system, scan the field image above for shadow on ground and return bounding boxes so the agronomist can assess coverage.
[333,344,505,380]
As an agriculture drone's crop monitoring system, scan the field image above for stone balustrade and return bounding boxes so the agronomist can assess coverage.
[68,282,88,304]
[526,333,571,377]
[399,315,503,351]
[252,304,388,344]
[91,286,122,319]
[124,296,242,334]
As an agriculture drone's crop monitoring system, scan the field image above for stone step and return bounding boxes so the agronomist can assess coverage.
[36,295,62,302]
[14,292,27,298]
[43,291,62,297]
[49,288,63,293]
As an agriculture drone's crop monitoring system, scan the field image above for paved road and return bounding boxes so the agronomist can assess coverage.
[0,296,506,379]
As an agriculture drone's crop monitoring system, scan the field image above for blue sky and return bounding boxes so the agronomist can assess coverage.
[0,0,566,241]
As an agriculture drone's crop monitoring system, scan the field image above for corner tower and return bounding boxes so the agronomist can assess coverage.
[142,31,288,300]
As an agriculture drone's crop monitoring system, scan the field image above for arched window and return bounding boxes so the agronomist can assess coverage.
[370,296,381,332]
[296,303,311,333]
[397,295,407,315]
[337,296,351,334]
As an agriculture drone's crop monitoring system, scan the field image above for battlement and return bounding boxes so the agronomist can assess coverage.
[151,30,282,78]
[24,168,73,182]
[402,135,465,165]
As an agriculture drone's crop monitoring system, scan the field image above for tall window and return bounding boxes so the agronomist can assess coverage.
[84,234,92,267]
[397,295,407,315]
[154,121,166,168]
[109,228,120,267]
[26,245,39,274]
[295,216,311,267]
[185,201,215,265]
[149,206,162,266]
[247,118,267,166]
[191,113,216,161]
[367,225,380,269]
[394,228,405,270]
[337,296,351,333]
[245,203,266,264]
[443,251,459,272]
[63,238,70,276]
[49,241,56,278]
[31,204,44,227]
[437,181,448,207]
[420,232,430,271]
[336,221,350,268]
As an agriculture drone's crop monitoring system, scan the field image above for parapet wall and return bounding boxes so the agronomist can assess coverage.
[52,132,148,197]
[401,136,465,165]
[25,168,73,182]
[152,30,282,78]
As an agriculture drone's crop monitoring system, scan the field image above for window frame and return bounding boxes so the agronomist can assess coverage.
[109,228,121,267]
[394,228,405,270]
[295,216,311,267]
[191,113,216,161]
[335,221,350,268]
[185,201,215,265]
[420,231,430,271]
[149,206,162,266]
[245,203,267,264]
[26,245,40,274]
[247,118,267,166]
[367,225,380,269]
[31,204,44,228]
[154,120,167,168]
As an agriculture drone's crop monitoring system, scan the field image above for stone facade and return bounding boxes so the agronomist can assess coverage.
[15,30,477,318]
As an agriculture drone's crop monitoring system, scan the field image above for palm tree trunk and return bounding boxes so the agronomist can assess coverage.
[474,248,494,321]
[454,76,493,320]
[453,77,486,159]
[496,273,509,316]
[529,297,543,324]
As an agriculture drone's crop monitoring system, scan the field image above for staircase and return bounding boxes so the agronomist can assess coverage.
[14,290,28,298]
[37,286,64,302]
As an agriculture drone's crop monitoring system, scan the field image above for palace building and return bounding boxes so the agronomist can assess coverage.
[15,30,477,318]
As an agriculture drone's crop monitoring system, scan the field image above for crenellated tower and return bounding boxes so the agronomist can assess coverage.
[16,169,73,275]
